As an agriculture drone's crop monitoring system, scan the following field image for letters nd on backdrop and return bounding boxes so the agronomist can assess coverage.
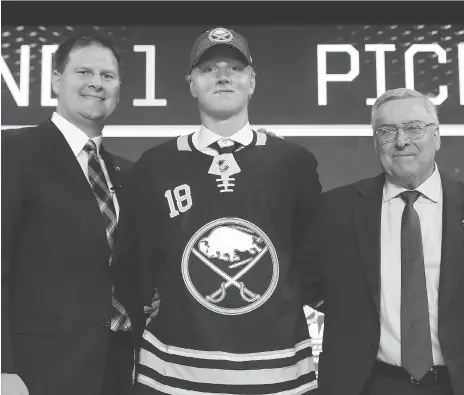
[2,24,464,125]
[1,23,463,371]
[2,24,463,190]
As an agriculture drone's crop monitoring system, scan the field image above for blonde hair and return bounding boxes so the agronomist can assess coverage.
[371,88,439,127]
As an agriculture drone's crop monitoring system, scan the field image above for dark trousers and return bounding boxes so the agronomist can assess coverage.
[361,370,454,395]
[102,331,135,395]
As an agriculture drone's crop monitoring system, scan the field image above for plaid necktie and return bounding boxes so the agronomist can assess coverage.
[400,190,433,381]
[84,140,131,331]
[209,140,241,155]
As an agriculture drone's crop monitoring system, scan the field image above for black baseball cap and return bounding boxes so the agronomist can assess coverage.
[189,27,253,72]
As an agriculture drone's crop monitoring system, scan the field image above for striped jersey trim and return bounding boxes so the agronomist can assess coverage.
[139,348,314,386]
[143,330,312,361]
[138,331,316,393]
[137,374,318,395]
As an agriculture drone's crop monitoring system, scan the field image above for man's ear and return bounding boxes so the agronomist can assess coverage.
[373,134,380,154]
[51,70,61,97]
[188,74,197,99]
[433,125,441,152]
[249,72,256,96]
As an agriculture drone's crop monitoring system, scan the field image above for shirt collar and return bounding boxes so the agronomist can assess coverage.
[51,112,103,157]
[383,163,442,203]
[194,122,254,151]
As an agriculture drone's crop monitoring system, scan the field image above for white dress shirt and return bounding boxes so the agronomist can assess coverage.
[51,112,120,219]
[192,122,254,155]
[377,165,444,366]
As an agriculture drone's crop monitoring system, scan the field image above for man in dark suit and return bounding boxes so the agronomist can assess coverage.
[2,34,136,395]
[302,88,463,395]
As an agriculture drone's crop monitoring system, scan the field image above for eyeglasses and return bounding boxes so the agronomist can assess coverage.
[373,121,437,143]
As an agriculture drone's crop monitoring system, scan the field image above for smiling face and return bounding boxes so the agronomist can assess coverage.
[189,45,255,120]
[52,43,120,132]
[373,97,441,188]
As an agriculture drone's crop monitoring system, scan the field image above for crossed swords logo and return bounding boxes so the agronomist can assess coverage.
[192,246,268,303]
[182,218,279,315]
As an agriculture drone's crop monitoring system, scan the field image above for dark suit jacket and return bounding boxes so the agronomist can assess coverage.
[1,120,133,395]
[301,173,464,395]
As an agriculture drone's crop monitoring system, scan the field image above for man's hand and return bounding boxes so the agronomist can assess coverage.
[1,374,29,395]
[256,128,284,139]
[144,289,161,326]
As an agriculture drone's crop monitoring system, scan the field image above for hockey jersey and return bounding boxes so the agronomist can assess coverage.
[123,130,321,394]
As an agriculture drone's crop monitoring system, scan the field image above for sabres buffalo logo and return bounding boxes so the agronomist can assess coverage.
[182,218,279,315]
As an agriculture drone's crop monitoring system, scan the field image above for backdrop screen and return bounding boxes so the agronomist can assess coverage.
[2,24,463,189]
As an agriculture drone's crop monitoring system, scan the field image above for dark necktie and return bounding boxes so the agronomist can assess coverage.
[209,140,241,155]
[400,190,433,381]
[83,140,131,331]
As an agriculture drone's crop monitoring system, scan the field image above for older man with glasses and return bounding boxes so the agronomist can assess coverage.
[298,88,464,395]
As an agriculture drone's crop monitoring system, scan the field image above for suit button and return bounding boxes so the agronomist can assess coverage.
[369,345,377,353]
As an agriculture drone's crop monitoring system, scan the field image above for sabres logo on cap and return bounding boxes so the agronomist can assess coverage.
[208,27,233,43]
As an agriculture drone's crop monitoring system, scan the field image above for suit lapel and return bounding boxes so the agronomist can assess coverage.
[438,174,464,320]
[39,120,111,257]
[353,174,385,316]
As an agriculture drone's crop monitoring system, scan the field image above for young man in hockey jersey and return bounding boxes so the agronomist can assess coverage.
[114,26,322,394]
